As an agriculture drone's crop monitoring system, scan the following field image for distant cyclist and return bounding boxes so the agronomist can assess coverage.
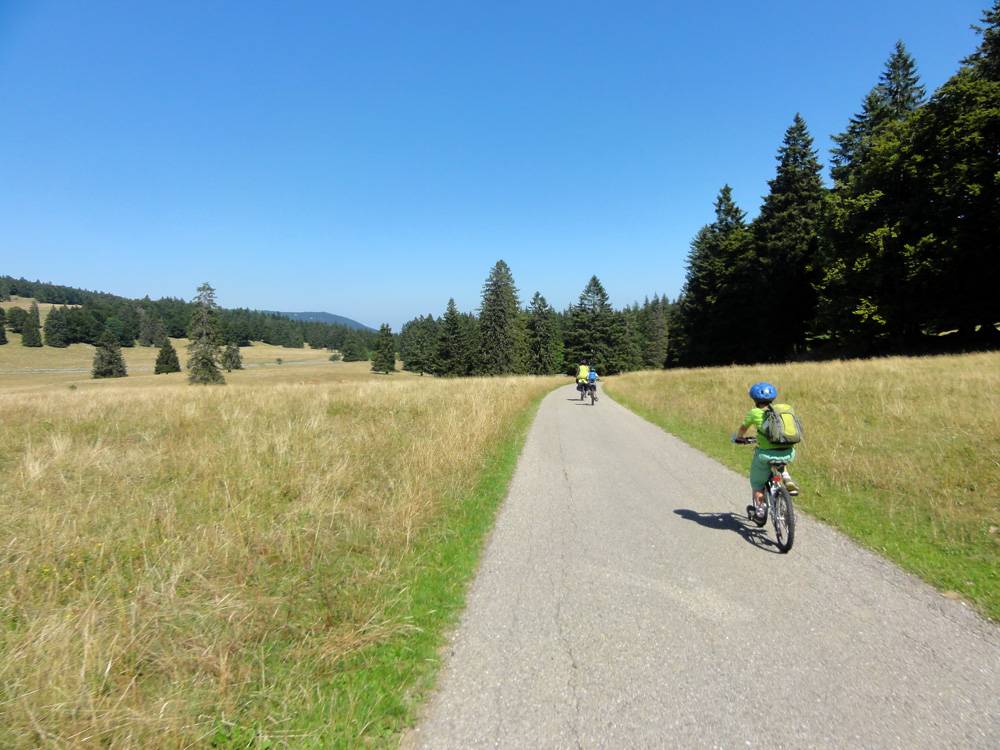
[576,359,590,395]
[586,367,599,401]
[733,382,800,520]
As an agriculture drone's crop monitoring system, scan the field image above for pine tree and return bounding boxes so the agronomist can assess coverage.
[91,330,127,378]
[21,302,43,347]
[340,331,368,361]
[435,298,479,376]
[187,282,225,384]
[478,260,522,374]
[751,115,826,358]
[399,314,439,375]
[964,1,1000,79]
[371,324,396,373]
[0,308,7,345]
[526,292,563,375]
[221,343,243,371]
[564,276,617,373]
[639,295,669,368]
[43,306,71,347]
[5,306,27,334]
[154,338,181,373]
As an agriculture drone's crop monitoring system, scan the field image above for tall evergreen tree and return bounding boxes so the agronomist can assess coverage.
[5,306,27,334]
[962,1,1000,79]
[43,306,71,347]
[564,276,617,373]
[399,314,439,375]
[221,343,243,371]
[371,324,397,373]
[751,115,826,358]
[154,338,181,373]
[21,302,43,347]
[525,292,563,374]
[0,308,6,344]
[639,295,670,368]
[435,299,479,376]
[187,282,225,384]
[478,260,523,374]
[340,331,368,361]
[91,329,127,378]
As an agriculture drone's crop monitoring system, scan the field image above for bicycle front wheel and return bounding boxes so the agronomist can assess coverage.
[771,485,795,553]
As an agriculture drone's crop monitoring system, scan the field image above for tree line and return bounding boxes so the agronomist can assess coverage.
[0,275,379,354]
[396,260,672,377]
[670,3,1000,367]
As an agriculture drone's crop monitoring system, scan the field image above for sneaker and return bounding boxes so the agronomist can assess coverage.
[755,503,767,521]
[782,472,800,496]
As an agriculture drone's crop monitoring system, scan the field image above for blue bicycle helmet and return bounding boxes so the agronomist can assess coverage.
[748,382,776,402]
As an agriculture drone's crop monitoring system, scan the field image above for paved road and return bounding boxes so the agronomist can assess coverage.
[404,384,1000,749]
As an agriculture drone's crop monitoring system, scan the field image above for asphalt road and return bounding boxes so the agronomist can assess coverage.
[403,384,1000,749]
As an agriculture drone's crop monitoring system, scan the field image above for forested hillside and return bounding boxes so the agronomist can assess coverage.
[0,275,378,353]
[670,4,999,366]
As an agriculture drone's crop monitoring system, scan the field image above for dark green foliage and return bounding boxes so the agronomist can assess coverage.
[43,305,72,347]
[6,306,27,333]
[340,332,369,361]
[434,299,480,376]
[525,293,563,375]
[478,260,524,374]
[154,339,181,374]
[91,330,127,378]
[750,114,825,358]
[0,308,7,344]
[21,302,43,347]
[963,1,1000,79]
[371,324,397,373]
[399,314,439,374]
[137,307,167,347]
[221,343,243,371]
[564,276,619,373]
[638,295,670,368]
[187,283,225,385]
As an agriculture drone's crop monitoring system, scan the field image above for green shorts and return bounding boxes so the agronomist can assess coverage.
[749,447,795,490]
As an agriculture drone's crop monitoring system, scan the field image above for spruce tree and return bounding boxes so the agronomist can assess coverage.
[478,260,522,374]
[435,299,470,376]
[0,308,7,345]
[399,314,439,375]
[371,324,396,373]
[6,306,27,334]
[91,330,127,378]
[21,302,43,347]
[154,338,181,373]
[221,342,243,371]
[639,295,669,368]
[43,306,71,347]
[526,292,563,375]
[751,115,825,358]
[187,282,225,384]
[964,1,1000,79]
[340,332,368,361]
[564,277,616,373]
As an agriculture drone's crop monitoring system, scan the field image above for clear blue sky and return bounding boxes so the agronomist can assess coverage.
[0,1,987,328]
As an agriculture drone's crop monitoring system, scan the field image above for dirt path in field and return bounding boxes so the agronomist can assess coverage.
[404,383,1000,749]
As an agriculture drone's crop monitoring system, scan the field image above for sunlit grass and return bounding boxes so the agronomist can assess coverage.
[0,366,560,747]
[605,352,1000,619]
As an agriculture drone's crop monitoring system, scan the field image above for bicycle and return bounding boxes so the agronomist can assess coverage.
[732,436,796,553]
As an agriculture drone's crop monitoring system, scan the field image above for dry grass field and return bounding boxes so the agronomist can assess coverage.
[605,352,1000,619]
[0,338,562,747]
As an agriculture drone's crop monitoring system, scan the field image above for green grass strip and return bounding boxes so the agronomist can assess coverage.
[223,389,550,749]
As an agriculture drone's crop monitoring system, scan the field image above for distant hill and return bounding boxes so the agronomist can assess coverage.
[272,311,374,331]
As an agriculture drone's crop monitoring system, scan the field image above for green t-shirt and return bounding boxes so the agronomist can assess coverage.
[742,406,793,451]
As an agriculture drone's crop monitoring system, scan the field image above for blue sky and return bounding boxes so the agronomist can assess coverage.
[0,1,987,328]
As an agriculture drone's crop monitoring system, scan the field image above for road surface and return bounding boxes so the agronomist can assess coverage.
[404,384,999,749]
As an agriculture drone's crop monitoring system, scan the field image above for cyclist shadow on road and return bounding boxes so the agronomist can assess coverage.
[672,509,784,554]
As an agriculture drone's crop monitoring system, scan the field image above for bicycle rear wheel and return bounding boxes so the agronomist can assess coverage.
[590,387,596,405]
[771,484,795,553]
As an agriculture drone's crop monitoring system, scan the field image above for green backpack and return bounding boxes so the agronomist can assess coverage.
[761,403,803,445]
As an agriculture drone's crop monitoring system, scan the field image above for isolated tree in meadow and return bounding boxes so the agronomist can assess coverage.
[154,338,181,373]
[91,329,127,378]
[221,342,243,371]
[478,260,523,374]
[21,302,43,347]
[371,324,396,373]
[43,306,71,347]
[5,306,27,334]
[187,282,225,384]
[751,114,825,358]
[0,308,7,345]
[526,292,563,375]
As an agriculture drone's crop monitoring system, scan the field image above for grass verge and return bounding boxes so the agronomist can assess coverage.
[0,375,559,748]
[605,352,1000,621]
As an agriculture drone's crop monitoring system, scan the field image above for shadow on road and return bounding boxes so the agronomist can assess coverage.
[673,508,783,554]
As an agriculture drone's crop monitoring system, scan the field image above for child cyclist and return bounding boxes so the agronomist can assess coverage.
[733,381,800,521]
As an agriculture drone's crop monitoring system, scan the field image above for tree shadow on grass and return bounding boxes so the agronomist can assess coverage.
[673,508,783,554]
